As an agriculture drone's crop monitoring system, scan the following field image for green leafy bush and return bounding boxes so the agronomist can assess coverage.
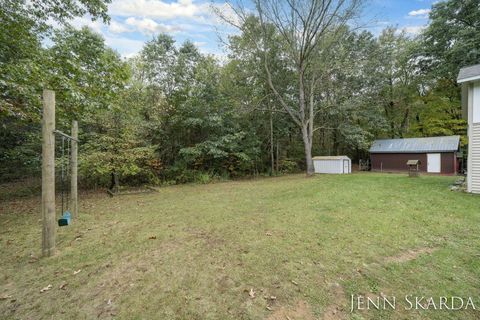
[79,135,159,188]
[278,159,300,174]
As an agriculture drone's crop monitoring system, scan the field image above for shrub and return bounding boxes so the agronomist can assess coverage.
[278,159,300,174]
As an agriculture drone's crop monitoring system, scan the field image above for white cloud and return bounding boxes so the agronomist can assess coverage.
[193,41,207,47]
[408,8,431,17]
[125,17,183,34]
[109,0,238,26]
[46,0,236,58]
[109,20,131,33]
[403,25,426,35]
[110,0,206,20]
[70,16,103,33]
[104,35,145,57]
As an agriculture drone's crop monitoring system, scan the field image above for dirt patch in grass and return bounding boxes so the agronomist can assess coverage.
[267,282,348,320]
[322,282,348,320]
[79,239,184,318]
[384,247,436,264]
[267,300,315,320]
[185,227,226,248]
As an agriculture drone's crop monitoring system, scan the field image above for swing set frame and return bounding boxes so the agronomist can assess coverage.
[41,89,79,257]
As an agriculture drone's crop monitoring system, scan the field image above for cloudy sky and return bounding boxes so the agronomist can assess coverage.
[71,0,438,58]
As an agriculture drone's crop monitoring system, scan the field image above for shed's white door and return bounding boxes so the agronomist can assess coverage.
[343,160,349,173]
[427,153,441,173]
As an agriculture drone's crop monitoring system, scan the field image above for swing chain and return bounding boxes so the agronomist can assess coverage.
[66,138,70,210]
[59,135,71,215]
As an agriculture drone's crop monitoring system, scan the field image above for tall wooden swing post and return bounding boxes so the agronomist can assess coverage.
[42,90,56,257]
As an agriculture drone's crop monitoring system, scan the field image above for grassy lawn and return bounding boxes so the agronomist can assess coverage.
[1,173,480,319]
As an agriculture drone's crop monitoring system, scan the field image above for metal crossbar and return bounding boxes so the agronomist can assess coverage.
[53,130,79,142]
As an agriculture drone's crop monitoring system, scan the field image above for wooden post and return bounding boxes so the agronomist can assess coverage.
[42,90,56,257]
[71,120,78,218]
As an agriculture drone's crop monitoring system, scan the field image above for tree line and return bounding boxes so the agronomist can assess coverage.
[1,0,478,186]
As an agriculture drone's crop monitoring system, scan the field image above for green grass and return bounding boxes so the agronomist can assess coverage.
[1,173,480,319]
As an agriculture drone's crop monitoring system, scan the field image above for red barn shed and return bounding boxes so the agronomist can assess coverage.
[370,136,460,174]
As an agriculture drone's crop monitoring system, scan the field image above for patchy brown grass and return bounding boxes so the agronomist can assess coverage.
[267,300,315,320]
[322,282,348,320]
[384,247,437,264]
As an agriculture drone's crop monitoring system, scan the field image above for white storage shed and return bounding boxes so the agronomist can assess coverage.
[313,156,351,174]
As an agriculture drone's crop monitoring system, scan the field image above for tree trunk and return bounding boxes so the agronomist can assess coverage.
[298,67,315,176]
[110,170,119,193]
[400,107,410,138]
[269,106,274,175]
[276,139,279,173]
[302,125,314,176]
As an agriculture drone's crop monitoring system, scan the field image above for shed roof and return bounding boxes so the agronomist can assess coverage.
[406,159,420,165]
[370,136,460,153]
[457,64,480,83]
[313,156,350,160]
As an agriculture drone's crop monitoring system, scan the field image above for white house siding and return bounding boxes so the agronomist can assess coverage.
[458,66,480,194]
[470,123,480,193]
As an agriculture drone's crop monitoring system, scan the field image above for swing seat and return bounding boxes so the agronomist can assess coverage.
[58,211,71,226]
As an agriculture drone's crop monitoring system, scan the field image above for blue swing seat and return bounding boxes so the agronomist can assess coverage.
[58,211,71,226]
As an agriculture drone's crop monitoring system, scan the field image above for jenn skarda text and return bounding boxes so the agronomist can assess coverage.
[350,295,477,312]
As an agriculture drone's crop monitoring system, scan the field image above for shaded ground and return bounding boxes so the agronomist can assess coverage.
[1,173,480,319]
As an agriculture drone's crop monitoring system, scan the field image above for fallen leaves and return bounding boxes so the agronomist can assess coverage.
[0,294,13,300]
[148,236,157,240]
[59,283,68,290]
[28,253,39,263]
[40,284,52,293]
[73,269,82,275]
[249,288,256,298]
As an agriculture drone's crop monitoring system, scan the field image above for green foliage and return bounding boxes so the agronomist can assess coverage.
[277,159,299,174]
[80,143,158,187]
[422,0,480,80]
[48,27,130,125]
[179,132,257,177]
[0,2,45,121]
[0,0,126,184]
[0,0,113,120]
[135,35,263,181]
